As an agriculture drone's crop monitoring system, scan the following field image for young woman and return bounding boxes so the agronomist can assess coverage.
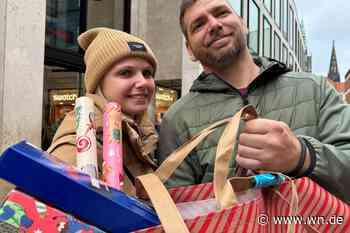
[47,27,159,196]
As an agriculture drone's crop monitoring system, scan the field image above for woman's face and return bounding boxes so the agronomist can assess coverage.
[101,57,155,116]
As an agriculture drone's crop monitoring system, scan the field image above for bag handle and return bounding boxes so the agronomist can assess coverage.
[154,117,233,182]
[136,106,256,233]
[213,105,257,209]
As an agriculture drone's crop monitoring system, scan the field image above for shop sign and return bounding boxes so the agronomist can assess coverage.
[53,94,78,102]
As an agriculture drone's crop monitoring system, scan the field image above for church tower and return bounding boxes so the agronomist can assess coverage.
[327,40,341,82]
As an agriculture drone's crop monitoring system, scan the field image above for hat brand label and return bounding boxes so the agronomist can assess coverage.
[128,42,147,52]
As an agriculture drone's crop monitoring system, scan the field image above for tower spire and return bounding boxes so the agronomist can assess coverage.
[328,40,340,82]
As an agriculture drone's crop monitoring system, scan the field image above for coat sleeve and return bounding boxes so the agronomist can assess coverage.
[46,111,77,166]
[47,139,77,166]
[156,115,203,188]
[303,78,350,204]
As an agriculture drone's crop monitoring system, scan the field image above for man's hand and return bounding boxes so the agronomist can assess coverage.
[236,119,302,173]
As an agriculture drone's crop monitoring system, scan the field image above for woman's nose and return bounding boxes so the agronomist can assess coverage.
[134,72,148,87]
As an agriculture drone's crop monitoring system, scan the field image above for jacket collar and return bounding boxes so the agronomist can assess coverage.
[190,55,290,94]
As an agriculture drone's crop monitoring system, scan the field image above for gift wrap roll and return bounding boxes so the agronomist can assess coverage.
[74,97,98,184]
[103,102,123,190]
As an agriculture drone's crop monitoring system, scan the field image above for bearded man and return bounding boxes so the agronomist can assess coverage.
[157,0,350,204]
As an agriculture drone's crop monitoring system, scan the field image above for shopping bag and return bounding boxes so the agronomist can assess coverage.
[134,105,350,233]
[0,189,106,233]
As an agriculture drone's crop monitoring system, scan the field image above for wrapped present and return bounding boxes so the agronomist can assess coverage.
[0,189,105,233]
[0,141,160,233]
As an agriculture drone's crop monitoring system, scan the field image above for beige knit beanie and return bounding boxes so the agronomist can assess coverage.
[78,27,158,94]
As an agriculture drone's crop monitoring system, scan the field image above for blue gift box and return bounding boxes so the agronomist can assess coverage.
[0,141,160,233]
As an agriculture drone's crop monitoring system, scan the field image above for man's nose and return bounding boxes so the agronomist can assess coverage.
[208,16,223,36]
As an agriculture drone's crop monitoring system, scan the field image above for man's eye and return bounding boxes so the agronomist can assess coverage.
[192,22,204,32]
[217,10,229,17]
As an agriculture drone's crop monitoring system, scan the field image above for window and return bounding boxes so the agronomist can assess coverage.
[274,33,281,61]
[274,0,281,28]
[264,0,272,13]
[263,17,272,58]
[282,0,288,38]
[46,0,81,51]
[282,44,288,65]
[248,0,260,54]
[289,7,294,49]
[228,0,242,16]
[295,22,298,54]
[87,0,125,30]
[289,52,293,69]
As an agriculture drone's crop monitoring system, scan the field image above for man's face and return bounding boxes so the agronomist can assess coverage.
[183,0,247,69]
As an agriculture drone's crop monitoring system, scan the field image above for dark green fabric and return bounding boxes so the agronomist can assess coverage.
[157,56,350,204]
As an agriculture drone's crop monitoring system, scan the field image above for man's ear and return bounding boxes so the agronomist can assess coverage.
[186,41,197,62]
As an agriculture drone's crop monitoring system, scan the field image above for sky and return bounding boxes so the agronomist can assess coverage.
[294,0,350,81]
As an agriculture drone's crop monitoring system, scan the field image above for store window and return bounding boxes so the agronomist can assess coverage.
[46,0,81,51]
[263,17,272,58]
[248,0,260,54]
[228,0,242,16]
[274,33,281,61]
[155,87,178,127]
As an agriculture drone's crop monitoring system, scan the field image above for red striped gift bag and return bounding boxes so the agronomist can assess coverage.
[134,106,350,233]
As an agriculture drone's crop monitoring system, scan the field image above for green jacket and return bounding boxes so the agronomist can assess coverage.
[157,56,350,204]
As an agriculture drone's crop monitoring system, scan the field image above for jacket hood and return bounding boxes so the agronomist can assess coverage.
[190,55,290,93]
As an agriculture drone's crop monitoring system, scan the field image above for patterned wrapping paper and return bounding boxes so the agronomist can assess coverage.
[75,97,98,182]
[0,190,106,233]
[103,102,123,190]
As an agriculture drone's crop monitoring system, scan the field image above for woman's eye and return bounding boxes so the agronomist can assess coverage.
[118,69,132,77]
[142,69,154,78]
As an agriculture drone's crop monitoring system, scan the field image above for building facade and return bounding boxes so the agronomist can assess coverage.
[0,0,311,151]
[230,0,311,72]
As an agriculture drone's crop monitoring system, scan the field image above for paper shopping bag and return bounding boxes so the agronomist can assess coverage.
[134,105,350,233]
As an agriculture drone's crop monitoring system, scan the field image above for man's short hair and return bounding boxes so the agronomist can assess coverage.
[179,0,198,39]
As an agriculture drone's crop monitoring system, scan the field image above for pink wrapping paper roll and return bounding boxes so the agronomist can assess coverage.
[74,97,98,184]
[103,102,123,190]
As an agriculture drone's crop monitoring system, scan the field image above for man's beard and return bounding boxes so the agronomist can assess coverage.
[194,31,246,70]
